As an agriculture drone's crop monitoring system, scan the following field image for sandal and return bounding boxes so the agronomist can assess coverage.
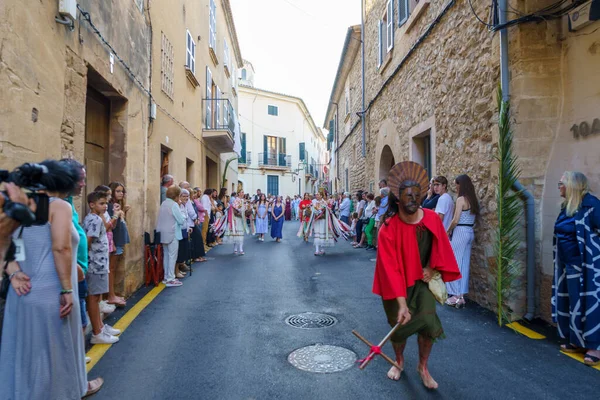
[445,296,458,306]
[176,273,185,279]
[584,353,600,366]
[560,344,586,353]
[107,299,126,308]
[83,377,104,398]
[239,251,245,256]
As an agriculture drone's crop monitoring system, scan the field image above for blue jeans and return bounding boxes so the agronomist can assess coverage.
[78,279,88,327]
[341,215,349,225]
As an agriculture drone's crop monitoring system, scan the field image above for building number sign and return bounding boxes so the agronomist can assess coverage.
[571,118,600,139]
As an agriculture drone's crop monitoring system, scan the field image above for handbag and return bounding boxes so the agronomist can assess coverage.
[427,270,447,305]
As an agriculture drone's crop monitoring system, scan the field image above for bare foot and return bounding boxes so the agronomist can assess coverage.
[417,366,438,390]
[387,365,403,381]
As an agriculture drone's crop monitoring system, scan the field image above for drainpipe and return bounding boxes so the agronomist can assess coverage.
[498,0,535,321]
[361,0,366,158]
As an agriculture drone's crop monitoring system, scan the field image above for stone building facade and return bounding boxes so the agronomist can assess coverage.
[0,0,151,295]
[147,0,243,225]
[325,0,600,321]
[0,0,245,298]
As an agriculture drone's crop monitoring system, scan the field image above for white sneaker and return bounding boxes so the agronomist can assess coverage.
[102,324,121,336]
[85,356,92,364]
[99,301,115,314]
[165,280,183,287]
[90,331,119,344]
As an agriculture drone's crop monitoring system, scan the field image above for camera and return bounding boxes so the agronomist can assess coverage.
[0,163,50,226]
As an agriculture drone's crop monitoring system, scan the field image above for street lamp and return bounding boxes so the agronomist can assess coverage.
[295,161,307,196]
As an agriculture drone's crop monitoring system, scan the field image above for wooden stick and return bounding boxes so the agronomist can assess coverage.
[352,325,403,370]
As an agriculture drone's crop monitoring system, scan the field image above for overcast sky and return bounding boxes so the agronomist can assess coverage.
[230,0,361,128]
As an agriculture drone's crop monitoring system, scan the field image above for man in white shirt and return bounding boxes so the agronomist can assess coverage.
[433,176,455,231]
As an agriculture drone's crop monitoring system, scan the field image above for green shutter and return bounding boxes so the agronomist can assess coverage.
[263,135,268,165]
[239,133,247,163]
[299,142,305,161]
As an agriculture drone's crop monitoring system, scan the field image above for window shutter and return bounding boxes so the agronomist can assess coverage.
[263,136,268,165]
[206,67,212,128]
[216,86,221,126]
[299,142,305,161]
[240,133,247,163]
[398,0,408,26]
[387,0,394,52]
[377,21,382,68]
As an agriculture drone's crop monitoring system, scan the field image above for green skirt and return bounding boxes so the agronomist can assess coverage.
[382,280,444,344]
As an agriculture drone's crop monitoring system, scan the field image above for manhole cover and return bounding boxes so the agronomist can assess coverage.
[285,312,338,329]
[288,344,356,373]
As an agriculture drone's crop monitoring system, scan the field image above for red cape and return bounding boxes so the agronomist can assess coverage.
[373,209,461,300]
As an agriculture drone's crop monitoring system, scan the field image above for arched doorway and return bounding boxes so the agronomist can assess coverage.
[379,145,395,182]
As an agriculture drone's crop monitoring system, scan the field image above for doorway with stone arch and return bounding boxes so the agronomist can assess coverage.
[378,145,396,183]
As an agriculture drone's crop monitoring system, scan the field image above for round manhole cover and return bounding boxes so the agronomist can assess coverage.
[285,312,338,329]
[288,344,356,373]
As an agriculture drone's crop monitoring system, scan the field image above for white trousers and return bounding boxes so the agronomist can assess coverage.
[163,240,179,282]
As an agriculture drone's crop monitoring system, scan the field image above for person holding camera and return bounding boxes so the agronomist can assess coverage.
[0,160,90,399]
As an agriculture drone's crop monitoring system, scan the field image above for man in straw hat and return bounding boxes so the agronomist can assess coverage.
[372,161,461,389]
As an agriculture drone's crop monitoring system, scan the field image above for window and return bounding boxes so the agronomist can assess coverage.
[263,135,287,166]
[241,68,247,80]
[161,32,174,99]
[386,0,394,52]
[398,0,409,26]
[378,1,394,68]
[344,87,350,117]
[345,168,349,191]
[239,132,247,164]
[268,105,278,116]
[216,86,221,127]
[186,30,196,74]
[205,67,213,128]
[135,0,143,12]
[186,158,194,184]
[209,0,216,50]
[411,129,433,179]
[223,39,230,71]
[299,142,306,161]
[267,175,279,196]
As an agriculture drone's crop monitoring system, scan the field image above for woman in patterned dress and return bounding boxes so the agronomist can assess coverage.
[223,190,248,255]
[552,171,600,366]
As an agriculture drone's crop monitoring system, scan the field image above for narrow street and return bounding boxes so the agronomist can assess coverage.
[91,222,597,400]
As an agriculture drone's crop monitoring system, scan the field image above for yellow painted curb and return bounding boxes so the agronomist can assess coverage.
[506,322,546,340]
[86,283,166,372]
[560,351,600,371]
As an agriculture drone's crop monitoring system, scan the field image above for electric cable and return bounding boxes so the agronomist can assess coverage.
[76,4,201,142]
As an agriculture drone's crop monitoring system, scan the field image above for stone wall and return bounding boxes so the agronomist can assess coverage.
[334,0,600,321]
[0,0,151,297]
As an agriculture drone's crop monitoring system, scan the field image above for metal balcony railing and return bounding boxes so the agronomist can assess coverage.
[239,151,251,165]
[258,153,292,168]
[203,98,235,138]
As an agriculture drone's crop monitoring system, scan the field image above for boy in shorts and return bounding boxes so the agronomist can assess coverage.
[84,191,121,344]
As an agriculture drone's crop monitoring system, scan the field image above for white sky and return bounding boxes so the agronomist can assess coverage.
[230,0,361,128]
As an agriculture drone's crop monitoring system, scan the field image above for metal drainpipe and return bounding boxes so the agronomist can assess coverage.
[361,0,366,158]
[499,0,535,321]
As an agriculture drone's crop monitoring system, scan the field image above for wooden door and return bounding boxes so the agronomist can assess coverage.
[84,88,110,206]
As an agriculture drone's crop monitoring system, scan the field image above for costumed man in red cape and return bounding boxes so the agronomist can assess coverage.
[373,161,461,389]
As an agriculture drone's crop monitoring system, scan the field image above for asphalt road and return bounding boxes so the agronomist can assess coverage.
[91,222,598,400]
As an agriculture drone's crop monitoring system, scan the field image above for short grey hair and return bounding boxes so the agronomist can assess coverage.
[380,187,390,196]
[180,188,190,196]
[161,174,173,185]
[343,192,350,196]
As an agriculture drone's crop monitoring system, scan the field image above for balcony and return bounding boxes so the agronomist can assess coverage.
[239,151,252,166]
[202,98,235,153]
[258,153,292,170]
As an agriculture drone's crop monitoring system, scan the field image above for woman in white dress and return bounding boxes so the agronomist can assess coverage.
[308,192,351,256]
[223,190,248,255]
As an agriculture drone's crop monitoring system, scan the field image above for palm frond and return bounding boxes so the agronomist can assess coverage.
[494,85,523,326]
